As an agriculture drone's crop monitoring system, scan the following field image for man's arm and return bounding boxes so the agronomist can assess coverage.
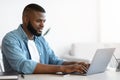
[63,61,90,69]
[62,61,78,65]
[33,62,90,74]
[33,63,61,74]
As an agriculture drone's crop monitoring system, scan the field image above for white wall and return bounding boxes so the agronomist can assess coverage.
[0,0,99,56]
[45,0,99,56]
[100,0,120,43]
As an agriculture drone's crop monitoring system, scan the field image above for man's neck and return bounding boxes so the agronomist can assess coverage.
[22,24,34,40]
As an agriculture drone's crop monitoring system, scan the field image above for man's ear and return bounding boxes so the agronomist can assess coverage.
[23,16,29,24]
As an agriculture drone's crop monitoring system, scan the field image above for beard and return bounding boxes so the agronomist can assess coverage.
[27,21,42,36]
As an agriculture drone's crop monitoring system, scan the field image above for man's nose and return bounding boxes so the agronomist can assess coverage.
[40,21,44,27]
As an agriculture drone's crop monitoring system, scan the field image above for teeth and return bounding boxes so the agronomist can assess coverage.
[40,29,42,32]
[38,28,43,32]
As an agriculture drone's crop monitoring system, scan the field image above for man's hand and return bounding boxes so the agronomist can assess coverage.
[76,62,90,71]
[60,62,90,74]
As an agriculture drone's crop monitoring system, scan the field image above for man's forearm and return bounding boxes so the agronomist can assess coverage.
[33,62,89,74]
[62,61,77,65]
[33,63,63,74]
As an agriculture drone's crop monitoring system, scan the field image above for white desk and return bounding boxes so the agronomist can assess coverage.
[18,71,120,80]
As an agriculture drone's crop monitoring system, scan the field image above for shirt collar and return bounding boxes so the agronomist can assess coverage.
[17,24,41,41]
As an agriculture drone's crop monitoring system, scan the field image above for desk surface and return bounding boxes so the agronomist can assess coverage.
[18,71,120,80]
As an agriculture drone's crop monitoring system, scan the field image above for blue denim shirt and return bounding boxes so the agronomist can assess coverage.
[1,24,64,74]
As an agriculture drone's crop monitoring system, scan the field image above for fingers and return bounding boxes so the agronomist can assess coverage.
[75,63,90,74]
[62,62,90,74]
[78,62,90,69]
[80,64,88,73]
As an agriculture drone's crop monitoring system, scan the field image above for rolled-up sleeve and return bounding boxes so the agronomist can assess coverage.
[2,34,37,74]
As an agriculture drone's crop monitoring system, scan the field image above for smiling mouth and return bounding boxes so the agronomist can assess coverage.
[38,29,43,33]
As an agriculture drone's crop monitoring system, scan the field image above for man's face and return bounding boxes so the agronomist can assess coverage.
[27,11,46,36]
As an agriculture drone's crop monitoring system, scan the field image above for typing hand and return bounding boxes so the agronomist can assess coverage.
[77,62,90,74]
[61,63,90,74]
[77,62,90,70]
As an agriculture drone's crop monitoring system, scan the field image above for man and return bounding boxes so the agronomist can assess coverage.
[2,3,89,74]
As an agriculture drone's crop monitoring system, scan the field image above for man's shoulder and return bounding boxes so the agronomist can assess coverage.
[2,29,20,43]
[4,30,18,38]
[3,25,23,40]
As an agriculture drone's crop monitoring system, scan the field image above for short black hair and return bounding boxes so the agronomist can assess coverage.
[23,3,46,16]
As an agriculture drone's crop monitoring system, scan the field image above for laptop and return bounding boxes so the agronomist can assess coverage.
[73,48,115,75]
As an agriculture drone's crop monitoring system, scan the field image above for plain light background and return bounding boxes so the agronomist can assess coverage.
[0,0,120,57]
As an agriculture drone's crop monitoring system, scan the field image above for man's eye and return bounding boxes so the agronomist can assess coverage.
[36,20,46,23]
[43,20,46,23]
